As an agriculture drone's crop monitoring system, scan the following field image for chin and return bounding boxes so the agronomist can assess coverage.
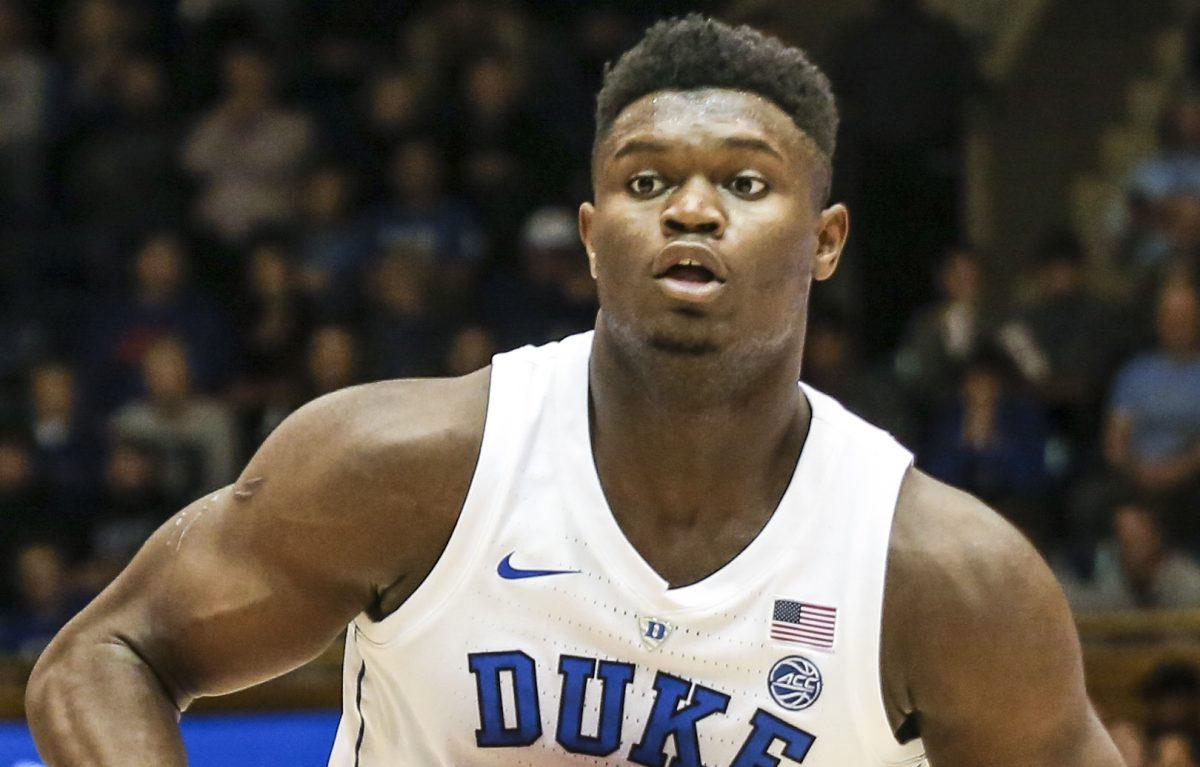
[602,306,733,359]
[647,332,720,356]
[642,313,727,357]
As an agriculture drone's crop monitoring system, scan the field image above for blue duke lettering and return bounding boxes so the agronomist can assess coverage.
[467,651,817,765]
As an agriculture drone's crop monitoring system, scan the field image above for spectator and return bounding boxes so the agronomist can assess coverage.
[0,0,50,221]
[1125,192,1200,290]
[1000,234,1130,448]
[57,0,151,142]
[62,54,184,272]
[229,239,313,449]
[233,239,313,382]
[252,323,363,439]
[1059,498,1200,611]
[451,54,541,254]
[1143,662,1200,742]
[305,324,361,398]
[1153,733,1199,767]
[26,361,100,518]
[362,137,485,297]
[1129,97,1200,208]
[110,336,240,504]
[0,434,50,600]
[353,69,434,191]
[183,42,314,248]
[363,250,447,380]
[485,206,598,349]
[1104,281,1200,508]
[1121,99,1200,285]
[0,542,89,658]
[895,247,999,409]
[921,348,1048,537]
[295,163,368,315]
[77,438,169,593]
[401,0,530,92]
[84,232,228,411]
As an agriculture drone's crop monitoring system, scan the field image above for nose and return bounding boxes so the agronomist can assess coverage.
[660,176,726,238]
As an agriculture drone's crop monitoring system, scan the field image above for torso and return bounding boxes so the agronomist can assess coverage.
[327,332,928,766]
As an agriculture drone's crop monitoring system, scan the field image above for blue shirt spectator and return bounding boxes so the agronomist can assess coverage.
[1105,281,1200,496]
[84,234,229,412]
[1111,355,1200,462]
[362,138,485,282]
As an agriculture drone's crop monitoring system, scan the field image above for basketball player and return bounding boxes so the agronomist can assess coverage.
[27,16,1123,766]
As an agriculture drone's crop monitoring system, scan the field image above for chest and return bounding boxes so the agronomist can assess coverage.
[352,526,884,767]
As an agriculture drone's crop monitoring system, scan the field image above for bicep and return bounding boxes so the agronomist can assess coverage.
[923,690,1124,766]
[57,393,410,707]
[916,549,1123,765]
[894,476,1124,766]
[70,482,374,707]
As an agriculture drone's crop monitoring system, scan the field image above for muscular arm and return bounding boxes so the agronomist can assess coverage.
[25,372,488,766]
[882,470,1124,767]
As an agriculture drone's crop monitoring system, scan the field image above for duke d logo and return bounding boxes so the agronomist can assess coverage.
[637,616,674,651]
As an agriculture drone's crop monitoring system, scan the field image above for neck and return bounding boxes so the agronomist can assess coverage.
[588,321,809,529]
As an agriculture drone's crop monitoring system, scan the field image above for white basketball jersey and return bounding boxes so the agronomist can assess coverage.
[327,331,927,766]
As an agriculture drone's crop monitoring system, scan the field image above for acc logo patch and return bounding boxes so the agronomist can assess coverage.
[768,655,823,711]
[637,615,675,651]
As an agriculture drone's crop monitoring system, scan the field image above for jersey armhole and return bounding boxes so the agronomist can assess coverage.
[846,450,929,766]
[352,354,538,647]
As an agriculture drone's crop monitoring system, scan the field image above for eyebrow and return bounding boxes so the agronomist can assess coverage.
[722,137,784,161]
[612,135,785,162]
[612,139,670,160]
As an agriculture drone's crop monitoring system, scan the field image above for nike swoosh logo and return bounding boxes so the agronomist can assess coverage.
[497,552,581,580]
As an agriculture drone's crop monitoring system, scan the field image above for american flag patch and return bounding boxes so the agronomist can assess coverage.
[771,599,837,650]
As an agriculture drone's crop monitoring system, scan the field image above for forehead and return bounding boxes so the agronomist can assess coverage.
[600,88,816,165]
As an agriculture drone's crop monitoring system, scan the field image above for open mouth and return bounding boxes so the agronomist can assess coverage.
[654,260,726,304]
[661,263,720,283]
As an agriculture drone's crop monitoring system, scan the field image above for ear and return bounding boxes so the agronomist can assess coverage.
[813,203,849,282]
[579,201,598,279]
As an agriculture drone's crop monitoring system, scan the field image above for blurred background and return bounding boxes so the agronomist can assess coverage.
[1,0,1200,764]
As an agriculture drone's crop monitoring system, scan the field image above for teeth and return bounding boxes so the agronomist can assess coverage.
[680,258,700,267]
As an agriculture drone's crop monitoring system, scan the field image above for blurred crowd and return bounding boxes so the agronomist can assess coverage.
[0,0,1197,716]
[1106,661,1200,767]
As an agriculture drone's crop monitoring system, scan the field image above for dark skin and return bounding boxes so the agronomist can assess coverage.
[26,89,1123,766]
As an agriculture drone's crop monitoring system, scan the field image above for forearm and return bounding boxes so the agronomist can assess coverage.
[26,636,188,766]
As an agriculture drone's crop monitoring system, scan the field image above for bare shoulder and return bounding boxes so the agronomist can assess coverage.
[883,468,1068,705]
[255,369,490,507]
[261,369,491,477]
[237,368,492,594]
[886,468,1054,615]
[881,470,1122,765]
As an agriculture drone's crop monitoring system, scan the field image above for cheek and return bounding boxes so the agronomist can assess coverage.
[592,204,658,274]
[739,219,815,289]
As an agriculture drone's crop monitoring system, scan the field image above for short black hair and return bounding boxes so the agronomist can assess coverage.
[594,15,838,162]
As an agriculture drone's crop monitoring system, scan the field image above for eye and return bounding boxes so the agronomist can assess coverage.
[626,172,667,198]
[728,173,769,199]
